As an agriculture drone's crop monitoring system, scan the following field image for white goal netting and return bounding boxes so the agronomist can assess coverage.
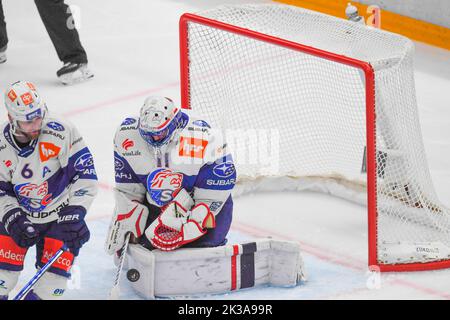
[180,4,450,270]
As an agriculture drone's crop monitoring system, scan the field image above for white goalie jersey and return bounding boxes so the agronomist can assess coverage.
[107,108,236,253]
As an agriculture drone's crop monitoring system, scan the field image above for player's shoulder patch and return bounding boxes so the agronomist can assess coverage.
[41,115,72,143]
[115,118,144,158]
[46,121,66,132]
[41,123,68,143]
[115,116,140,145]
[118,116,139,131]
[192,119,211,129]
[182,113,213,136]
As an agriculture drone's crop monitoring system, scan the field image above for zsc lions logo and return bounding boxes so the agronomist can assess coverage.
[146,168,184,207]
[14,182,53,213]
[47,122,65,131]
[213,161,235,178]
[121,118,136,126]
[75,153,94,172]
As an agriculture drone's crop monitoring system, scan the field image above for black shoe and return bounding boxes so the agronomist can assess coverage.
[57,62,94,85]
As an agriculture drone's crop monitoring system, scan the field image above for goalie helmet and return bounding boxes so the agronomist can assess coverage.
[138,96,182,147]
[4,80,47,136]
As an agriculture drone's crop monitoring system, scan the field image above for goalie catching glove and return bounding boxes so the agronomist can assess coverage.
[144,188,215,251]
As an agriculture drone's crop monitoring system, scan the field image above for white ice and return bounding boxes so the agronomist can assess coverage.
[0,0,449,300]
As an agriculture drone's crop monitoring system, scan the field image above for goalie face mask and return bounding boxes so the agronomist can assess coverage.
[138,96,182,147]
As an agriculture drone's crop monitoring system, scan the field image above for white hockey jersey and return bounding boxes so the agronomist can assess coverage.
[0,114,98,224]
[113,109,236,216]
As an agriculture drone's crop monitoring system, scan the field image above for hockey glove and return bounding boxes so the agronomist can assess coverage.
[170,189,215,228]
[2,208,39,248]
[144,196,215,251]
[105,191,149,255]
[53,205,90,253]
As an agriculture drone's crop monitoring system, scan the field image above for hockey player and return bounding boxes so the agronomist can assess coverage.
[0,81,98,300]
[105,96,235,257]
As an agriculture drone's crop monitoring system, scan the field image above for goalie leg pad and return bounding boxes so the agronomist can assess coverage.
[126,239,306,299]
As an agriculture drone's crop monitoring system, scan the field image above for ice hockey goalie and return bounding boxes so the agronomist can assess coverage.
[104,96,305,298]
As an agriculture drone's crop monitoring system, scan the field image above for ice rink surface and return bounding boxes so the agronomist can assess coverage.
[0,0,449,300]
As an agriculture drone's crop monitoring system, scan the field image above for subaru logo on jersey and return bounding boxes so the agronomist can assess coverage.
[213,161,235,178]
[193,120,211,128]
[121,118,136,126]
[114,156,125,171]
[46,122,65,131]
[146,168,184,207]
[74,153,94,172]
[25,109,42,121]
[74,189,89,197]
[14,182,53,213]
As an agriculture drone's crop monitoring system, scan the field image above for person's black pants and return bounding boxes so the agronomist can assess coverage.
[0,0,7,50]
[0,0,87,63]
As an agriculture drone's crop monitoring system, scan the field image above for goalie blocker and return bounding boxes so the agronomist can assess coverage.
[125,239,306,299]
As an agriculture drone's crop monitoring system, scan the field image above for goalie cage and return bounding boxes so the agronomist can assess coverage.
[179,4,450,272]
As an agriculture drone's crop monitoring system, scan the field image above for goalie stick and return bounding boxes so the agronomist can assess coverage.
[109,232,131,300]
[13,245,68,300]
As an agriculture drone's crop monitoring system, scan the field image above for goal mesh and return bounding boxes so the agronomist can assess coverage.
[179,4,450,271]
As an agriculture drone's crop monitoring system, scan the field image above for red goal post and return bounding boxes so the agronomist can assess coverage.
[178,5,450,272]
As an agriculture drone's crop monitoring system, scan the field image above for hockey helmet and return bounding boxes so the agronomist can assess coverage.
[138,96,182,147]
[4,81,47,135]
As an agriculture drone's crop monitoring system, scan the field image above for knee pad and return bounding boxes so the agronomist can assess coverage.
[32,272,68,300]
[0,269,20,296]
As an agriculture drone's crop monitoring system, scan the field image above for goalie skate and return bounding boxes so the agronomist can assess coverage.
[57,62,94,85]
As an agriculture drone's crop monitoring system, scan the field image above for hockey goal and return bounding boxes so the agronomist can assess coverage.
[179,4,450,271]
